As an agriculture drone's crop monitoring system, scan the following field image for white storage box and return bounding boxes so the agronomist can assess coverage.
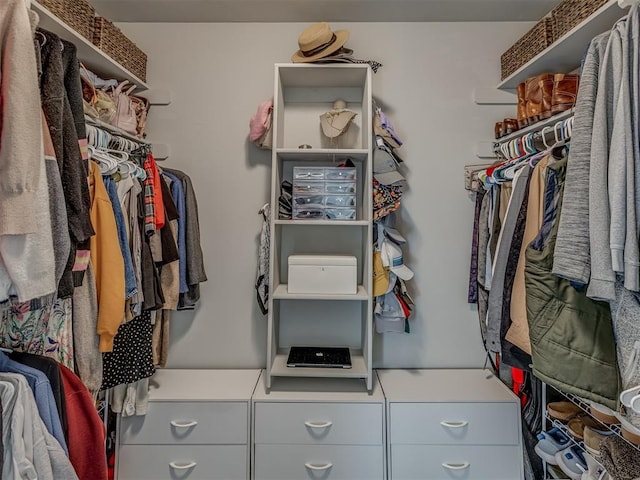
[288,255,357,295]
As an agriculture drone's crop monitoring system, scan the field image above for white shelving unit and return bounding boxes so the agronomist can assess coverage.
[31,1,149,91]
[266,63,373,391]
[497,0,627,90]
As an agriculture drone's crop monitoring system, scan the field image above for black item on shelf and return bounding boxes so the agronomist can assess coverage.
[286,346,352,368]
[278,180,292,220]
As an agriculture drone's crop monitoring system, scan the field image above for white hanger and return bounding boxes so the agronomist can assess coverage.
[619,0,639,8]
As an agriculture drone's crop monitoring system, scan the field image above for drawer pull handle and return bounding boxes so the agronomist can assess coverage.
[169,461,197,470]
[304,421,333,429]
[305,462,333,471]
[442,462,470,470]
[170,420,198,428]
[440,420,469,428]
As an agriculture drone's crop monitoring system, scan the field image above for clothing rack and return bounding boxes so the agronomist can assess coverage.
[85,115,151,148]
[494,114,573,161]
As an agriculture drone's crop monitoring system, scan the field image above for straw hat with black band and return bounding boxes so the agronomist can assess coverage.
[292,22,350,63]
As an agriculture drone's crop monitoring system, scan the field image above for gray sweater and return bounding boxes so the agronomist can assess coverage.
[587,23,623,302]
[553,32,610,285]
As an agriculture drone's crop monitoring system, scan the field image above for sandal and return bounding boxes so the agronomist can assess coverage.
[547,401,583,422]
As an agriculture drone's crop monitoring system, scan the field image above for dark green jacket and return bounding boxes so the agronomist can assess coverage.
[525,156,620,409]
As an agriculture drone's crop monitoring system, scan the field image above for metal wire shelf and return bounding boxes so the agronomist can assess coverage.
[544,414,607,470]
[548,384,640,454]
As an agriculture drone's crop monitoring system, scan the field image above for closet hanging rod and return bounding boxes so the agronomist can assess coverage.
[84,116,151,146]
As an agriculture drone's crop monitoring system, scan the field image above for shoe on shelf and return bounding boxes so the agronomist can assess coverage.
[517,82,528,129]
[535,427,572,464]
[552,73,580,115]
[581,452,610,480]
[615,413,640,446]
[556,446,588,480]
[525,73,552,125]
[503,118,519,137]
[495,121,504,140]
[584,425,615,457]
[548,401,583,422]
[589,401,619,425]
[540,74,555,120]
[567,415,608,440]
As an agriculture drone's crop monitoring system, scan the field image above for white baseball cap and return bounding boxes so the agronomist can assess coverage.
[381,239,414,281]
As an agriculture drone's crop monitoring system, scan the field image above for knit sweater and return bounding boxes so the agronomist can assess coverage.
[588,23,624,301]
[0,0,42,235]
[553,32,610,285]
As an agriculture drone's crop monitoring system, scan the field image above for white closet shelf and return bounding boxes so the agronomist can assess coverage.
[497,0,626,90]
[495,109,573,144]
[273,284,368,300]
[32,1,149,91]
[270,349,368,378]
[276,149,369,161]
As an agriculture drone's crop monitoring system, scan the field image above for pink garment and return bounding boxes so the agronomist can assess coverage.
[249,99,273,141]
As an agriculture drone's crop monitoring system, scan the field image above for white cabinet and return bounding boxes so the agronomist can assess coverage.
[377,369,524,480]
[252,371,386,480]
[116,369,261,480]
[267,64,374,390]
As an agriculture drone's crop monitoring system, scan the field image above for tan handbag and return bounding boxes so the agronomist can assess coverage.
[108,80,138,135]
[79,63,116,123]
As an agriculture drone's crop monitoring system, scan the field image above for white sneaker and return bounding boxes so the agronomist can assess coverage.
[580,452,609,480]
[556,446,588,480]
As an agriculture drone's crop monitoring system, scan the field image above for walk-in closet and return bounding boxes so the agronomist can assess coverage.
[1,0,639,478]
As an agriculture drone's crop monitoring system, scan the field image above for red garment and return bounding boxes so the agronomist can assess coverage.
[58,364,108,480]
[148,153,165,230]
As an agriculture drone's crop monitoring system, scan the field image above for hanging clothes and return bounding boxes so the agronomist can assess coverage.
[58,364,107,480]
[524,156,620,409]
[0,0,42,236]
[88,161,125,352]
[553,32,610,287]
[163,168,207,309]
[101,310,155,391]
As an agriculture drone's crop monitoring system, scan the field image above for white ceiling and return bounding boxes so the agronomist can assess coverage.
[91,0,562,23]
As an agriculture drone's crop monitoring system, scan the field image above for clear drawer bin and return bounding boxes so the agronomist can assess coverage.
[293,195,325,208]
[293,208,325,220]
[325,167,357,181]
[325,195,356,208]
[293,167,325,180]
[293,182,325,194]
[325,208,356,220]
[325,182,356,194]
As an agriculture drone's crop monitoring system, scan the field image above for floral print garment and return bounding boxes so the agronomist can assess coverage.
[0,297,74,368]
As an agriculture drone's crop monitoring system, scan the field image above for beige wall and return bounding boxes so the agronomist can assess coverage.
[119,21,529,369]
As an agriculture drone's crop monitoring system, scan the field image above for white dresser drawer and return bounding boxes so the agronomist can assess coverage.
[391,445,521,480]
[254,402,383,445]
[390,402,519,445]
[255,444,384,480]
[120,401,248,445]
[117,445,247,480]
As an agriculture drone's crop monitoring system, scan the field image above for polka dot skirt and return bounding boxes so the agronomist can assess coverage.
[101,311,155,390]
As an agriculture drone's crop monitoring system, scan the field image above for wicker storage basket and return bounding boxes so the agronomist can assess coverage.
[550,0,610,41]
[38,0,95,42]
[93,17,147,82]
[501,17,554,80]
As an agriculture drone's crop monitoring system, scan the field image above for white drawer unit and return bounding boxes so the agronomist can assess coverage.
[255,445,384,480]
[116,369,261,480]
[117,445,247,480]
[252,372,386,480]
[254,402,382,445]
[377,369,524,480]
